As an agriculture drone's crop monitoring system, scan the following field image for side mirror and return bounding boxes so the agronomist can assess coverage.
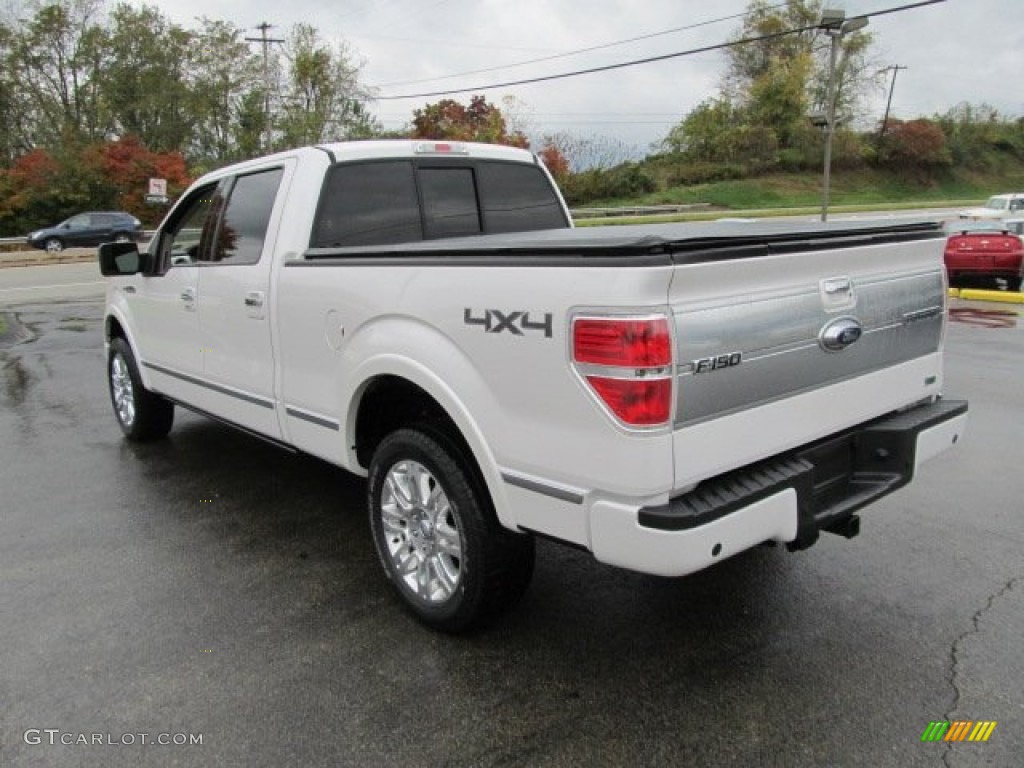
[98,241,150,276]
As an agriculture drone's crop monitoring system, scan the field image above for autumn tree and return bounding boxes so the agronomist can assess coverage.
[537,144,569,181]
[412,95,528,147]
[877,119,950,179]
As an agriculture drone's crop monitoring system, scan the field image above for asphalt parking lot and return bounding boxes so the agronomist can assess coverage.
[1,299,1021,768]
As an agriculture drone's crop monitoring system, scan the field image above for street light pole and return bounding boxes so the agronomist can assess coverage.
[817,10,868,223]
[821,30,841,222]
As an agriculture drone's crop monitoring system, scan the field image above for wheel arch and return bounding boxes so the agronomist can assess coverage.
[104,309,153,391]
[348,365,514,530]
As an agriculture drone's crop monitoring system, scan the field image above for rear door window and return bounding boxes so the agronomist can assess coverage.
[207,167,283,265]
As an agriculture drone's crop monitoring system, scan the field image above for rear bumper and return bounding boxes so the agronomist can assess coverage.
[588,398,968,577]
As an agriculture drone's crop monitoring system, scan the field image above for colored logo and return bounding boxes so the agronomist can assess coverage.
[921,721,997,743]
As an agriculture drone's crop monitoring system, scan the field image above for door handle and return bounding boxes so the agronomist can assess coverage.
[180,288,196,302]
[244,291,264,308]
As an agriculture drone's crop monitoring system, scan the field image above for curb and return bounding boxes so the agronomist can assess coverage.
[0,250,97,269]
[949,288,1024,305]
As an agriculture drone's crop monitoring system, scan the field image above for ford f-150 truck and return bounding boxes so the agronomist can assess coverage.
[99,140,968,632]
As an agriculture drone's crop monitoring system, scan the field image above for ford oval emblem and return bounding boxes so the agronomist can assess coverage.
[820,317,863,352]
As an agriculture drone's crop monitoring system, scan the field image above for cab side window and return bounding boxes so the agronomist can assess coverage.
[207,168,283,265]
[158,184,220,269]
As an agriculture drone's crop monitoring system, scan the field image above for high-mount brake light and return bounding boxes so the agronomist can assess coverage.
[572,315,674,427]
[414,141,469,155]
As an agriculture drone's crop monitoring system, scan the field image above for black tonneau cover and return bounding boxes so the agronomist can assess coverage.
[296,219,944,268]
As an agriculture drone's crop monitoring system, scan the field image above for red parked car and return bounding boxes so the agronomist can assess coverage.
[944,220,1023,291]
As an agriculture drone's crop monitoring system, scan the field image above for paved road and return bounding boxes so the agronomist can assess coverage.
[0,262,105,306]
[1,300,1021,768]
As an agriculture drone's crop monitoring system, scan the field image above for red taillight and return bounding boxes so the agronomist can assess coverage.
[584,377,672,426]
[572,316,673,427]
[573,317,671,367]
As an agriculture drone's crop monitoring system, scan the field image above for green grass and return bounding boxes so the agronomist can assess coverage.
[580,164,1024,215]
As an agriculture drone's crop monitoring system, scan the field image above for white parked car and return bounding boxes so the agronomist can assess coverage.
[958,193,1024,220]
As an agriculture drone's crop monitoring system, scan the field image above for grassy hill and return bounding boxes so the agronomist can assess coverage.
[576,164,1024,213]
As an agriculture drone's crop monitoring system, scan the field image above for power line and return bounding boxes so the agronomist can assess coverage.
[371,4,789,89]
[375,0,946,101]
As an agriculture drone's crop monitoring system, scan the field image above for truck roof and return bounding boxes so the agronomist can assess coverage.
[191,140,539,188]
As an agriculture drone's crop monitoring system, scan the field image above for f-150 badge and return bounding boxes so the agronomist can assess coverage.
[693,352,742,374]
[464,309,553,338]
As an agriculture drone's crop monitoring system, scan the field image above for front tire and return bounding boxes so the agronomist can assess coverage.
[368,427,534,633]
[108,337,174,441]
[44,237,63,253]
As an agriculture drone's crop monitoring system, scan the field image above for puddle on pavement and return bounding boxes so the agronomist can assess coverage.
[2,355,31,405]
[948,308,1019,329]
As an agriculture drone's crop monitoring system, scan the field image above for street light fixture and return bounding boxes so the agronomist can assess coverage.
[818,10,869,222]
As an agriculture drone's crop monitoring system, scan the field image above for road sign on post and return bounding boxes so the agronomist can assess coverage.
[148,178,167,196]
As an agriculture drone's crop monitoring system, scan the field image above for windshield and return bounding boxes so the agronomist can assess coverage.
[984,197,1009,210]
[945,220,1009,235]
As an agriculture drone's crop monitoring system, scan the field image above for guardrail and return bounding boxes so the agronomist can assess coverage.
[570,203,711,219]
[0,232,155,254]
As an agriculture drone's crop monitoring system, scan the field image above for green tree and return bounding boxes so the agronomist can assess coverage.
[102,4,192,153]
[660,97,743,161]
[184,18,260,165]
[10,0,110,145]
[276,23,377,148]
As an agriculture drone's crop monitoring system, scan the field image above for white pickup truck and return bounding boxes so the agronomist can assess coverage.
[100,140,968,631]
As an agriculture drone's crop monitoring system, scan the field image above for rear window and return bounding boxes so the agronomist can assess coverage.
[477,162,568,233]
[311,158,566,249]
[312,161,422,247]
[419,167,481,239]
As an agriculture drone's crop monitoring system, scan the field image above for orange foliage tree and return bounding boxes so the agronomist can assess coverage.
[0,136,192,235]
[412,95,529,148]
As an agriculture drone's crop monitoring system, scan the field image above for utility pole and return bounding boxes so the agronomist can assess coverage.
[245,22,285,153]
[878,65,908,140]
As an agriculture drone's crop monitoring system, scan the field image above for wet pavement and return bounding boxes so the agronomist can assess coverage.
[1,300,1021,768]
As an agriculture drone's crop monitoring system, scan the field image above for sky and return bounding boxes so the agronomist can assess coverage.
[110,0,1024,155]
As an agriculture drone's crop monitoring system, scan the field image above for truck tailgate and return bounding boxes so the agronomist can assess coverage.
[664,222,948,492]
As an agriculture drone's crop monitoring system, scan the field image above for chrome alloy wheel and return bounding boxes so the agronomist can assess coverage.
[380,459,463,604]
[110,352,136,427]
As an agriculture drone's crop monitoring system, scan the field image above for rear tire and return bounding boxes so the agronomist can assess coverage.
[108,337,174,441]
[368,427,534,633]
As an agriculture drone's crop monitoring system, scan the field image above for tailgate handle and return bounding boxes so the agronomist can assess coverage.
[822,277,852,295]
